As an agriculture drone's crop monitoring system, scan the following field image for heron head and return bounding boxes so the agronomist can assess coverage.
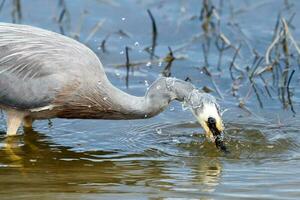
[195,102,224,141]
[188,92,227,152]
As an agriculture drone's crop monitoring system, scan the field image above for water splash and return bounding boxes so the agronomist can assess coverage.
[114,70,121,77]
[146,62,152,67]
[155,128,162,134]
[165,77,176,91]
[181,102,189,111]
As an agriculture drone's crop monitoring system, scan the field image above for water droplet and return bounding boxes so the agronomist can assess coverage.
[158,61,163,67]
[155,128,162,134]
[120,50,124,55]
[88,105,92,108]
[146,62,152,67]
[121,17,126,21]
[165,77,176,91]
[98,81,102,85]
[144,80,149,87]
[114,70,121,77]
[169,106,175,111]
[134,41,139,46]
[180,7,186,13]
[172,138,180,143]
[156,85,161,90]
[103,97,108,101]
[182,102,189,111]
[144,114,148,118]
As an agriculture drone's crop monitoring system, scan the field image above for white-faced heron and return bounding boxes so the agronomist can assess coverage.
[0,23,226,150]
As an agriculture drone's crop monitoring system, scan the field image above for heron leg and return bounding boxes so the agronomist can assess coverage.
[6,109,24,136]
[23,116,34,128]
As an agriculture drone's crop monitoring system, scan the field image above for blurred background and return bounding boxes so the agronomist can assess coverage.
[0,0,299,199]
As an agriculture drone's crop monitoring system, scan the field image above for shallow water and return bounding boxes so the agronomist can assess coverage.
[0,0,300,199]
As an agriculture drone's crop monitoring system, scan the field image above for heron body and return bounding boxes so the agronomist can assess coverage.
[0,22,225,148]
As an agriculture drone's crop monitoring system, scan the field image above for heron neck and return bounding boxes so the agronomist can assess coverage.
[108,77,196,119]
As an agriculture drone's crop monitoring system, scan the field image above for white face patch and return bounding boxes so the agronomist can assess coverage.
[194,103,224,141]
[198,103,220,124]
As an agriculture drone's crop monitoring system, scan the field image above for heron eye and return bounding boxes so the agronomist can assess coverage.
[207,117,216,124]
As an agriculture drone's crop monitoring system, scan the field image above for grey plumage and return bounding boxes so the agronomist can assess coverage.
[0,23,105,109]
[0,22,208,119]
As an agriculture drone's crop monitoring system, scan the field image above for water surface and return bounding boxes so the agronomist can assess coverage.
[0,0,300,199]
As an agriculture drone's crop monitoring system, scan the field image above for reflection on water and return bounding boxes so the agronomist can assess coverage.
[0,117,300,199]
[0,128,222,199]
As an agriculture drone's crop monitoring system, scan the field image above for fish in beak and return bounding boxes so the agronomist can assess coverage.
[206,117,228,153]
[195,102,229,153]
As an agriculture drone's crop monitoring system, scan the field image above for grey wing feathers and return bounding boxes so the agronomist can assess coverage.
[0,23,103,109]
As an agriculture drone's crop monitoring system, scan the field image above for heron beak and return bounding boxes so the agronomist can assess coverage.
[206,117,229,153]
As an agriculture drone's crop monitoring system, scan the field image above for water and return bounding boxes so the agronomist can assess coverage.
[0,0,300,199]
